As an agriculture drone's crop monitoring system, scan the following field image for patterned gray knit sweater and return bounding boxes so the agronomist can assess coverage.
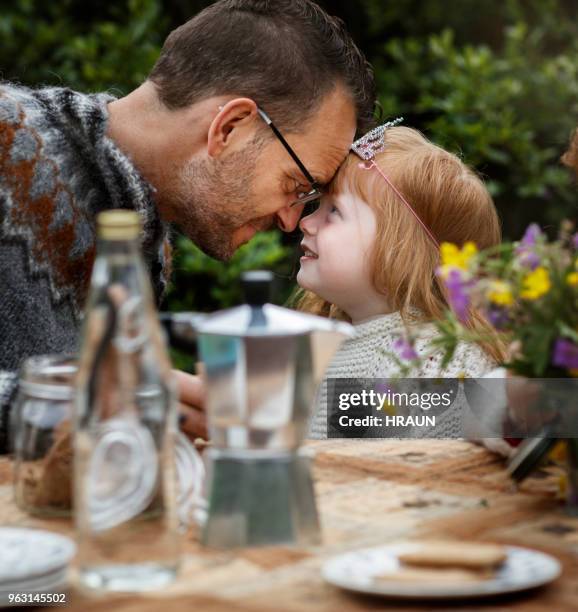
[308,310,495,439]
[0,83,171,453]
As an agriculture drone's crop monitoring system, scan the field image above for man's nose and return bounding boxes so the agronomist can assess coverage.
[276,204,304,233]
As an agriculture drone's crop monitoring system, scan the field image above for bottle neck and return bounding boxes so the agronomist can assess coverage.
[96,236,140,256]
[91,236,149,296]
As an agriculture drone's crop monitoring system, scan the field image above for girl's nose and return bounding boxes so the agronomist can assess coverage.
[299,211,318,235]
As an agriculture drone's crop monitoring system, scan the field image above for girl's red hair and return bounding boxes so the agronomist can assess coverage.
[295,127,505,362]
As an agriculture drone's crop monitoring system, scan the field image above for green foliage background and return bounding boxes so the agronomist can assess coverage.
[2,0,577,312]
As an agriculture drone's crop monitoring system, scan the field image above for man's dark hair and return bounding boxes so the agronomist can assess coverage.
[148,0,375,135]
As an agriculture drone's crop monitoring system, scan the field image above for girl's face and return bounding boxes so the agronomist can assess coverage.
[297,189,391,321]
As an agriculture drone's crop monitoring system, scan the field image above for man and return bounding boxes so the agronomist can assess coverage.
[0,0,376,451]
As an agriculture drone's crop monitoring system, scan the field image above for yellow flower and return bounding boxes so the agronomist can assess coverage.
[549,441,567,463]
[567,272,578,286]
[440,242,478,271]
[487,281,514,306]
[379,400,396,415]
[520,266,551,300]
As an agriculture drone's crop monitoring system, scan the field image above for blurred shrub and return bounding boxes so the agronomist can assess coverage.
[166,231,295,370]
[1,0,577,313]
[166,231,296,312]
[374,20,578,239]
[0,0,165,93]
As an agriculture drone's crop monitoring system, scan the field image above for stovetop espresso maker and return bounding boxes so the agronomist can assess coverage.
[163,271,353,548]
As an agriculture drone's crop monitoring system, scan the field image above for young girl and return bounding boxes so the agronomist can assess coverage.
[296,125,505,439]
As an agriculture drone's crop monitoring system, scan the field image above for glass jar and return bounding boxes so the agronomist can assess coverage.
[12,354,76,517]
[11,351,206,532]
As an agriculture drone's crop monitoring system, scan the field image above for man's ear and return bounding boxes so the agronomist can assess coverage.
[207,98,259,158]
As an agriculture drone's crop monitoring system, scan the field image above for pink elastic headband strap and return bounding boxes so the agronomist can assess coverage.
[360,160,440,248]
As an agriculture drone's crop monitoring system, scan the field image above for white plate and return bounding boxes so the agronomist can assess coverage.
[175,432,207,528]
[0,567,67,593]
[0,528,75,585]
[322,543,561,600]
[87,419,159,532]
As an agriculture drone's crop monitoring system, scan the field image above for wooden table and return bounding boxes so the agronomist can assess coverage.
[2,440,578,611]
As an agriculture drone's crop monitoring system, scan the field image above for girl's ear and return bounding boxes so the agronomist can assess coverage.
[207,98,259,158]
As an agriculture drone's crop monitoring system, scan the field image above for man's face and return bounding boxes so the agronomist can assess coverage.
[169,89,357,260]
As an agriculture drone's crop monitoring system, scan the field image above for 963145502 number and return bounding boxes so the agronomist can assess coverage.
[7,593,67,605]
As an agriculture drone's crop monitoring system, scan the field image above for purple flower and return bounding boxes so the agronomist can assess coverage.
[520,223,542,248]
[517,250,541,270]
[444,268,472,322]
[393,337,418,361]
[486,306,510,330]
[375,382,395,395]
[552,338,578,370]
[515,223,543,270]
[572,233,578,250]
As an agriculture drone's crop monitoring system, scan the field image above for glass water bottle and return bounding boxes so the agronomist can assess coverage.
[74,210,179,592]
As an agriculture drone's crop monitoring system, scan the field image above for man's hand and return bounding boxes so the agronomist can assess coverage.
[173,370,208,441]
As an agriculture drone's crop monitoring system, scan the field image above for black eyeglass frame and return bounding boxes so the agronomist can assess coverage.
[257,107,323,207]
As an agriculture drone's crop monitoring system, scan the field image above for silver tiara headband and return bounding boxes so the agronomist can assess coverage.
[350,117,440,248]
[351,117,404,160]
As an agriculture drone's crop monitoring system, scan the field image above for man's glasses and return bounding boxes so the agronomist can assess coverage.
[257,107,323,207]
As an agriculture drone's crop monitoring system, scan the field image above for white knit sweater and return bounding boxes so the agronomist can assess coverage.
[308,310,495,439]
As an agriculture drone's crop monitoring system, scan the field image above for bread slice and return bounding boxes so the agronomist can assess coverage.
[398,541,506,570]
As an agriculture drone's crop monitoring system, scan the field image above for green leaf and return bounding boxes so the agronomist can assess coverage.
[558,323,578,344]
